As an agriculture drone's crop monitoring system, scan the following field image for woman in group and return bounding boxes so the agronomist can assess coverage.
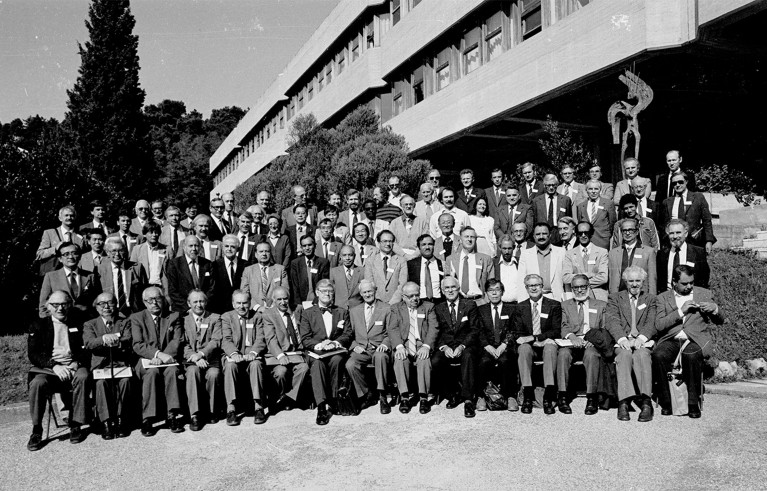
[469,197,497,257]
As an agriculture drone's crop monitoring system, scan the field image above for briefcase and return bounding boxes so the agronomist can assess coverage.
[667,340,690,416]
[336,373,359,416]
[483,382,507,411]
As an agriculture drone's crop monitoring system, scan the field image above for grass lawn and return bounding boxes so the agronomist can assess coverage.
[0,335,27,406]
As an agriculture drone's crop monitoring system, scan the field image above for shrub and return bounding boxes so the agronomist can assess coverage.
[0,335,27,406]
[696,163,758,206]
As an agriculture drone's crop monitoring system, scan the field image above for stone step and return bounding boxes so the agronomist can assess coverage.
[756,231,767,240]
[742,238,767,248]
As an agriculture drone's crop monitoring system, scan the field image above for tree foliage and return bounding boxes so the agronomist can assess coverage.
[696,163,759,206]
[536,116,597,185]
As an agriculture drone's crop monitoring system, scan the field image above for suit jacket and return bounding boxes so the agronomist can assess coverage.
[351,242,378,269]
[454,187,487,214]
[286,223,316,258]
[281,204,319,233]
[182,311,222,361]
[220,309,265,356]
[613,178,652,207]
[210,257,250,313]
[329,265,364,310]
[406,257,444,300]
[661,192,716,246]
[560,298,607,338]
[414,200,444,222]
[443,251,494,299]
[349,300,392,352]
[484,187,508,221]
[611,217,660,251]
[240,263,286,309]
[607,245,657,294]
[83,315,132,369]
[434,234,460,262]
[108,231,144,257]
[159,224,188,257]
[597,181,614,201]
[39,268,100,318]
[518,245,566,302]
[288,255,330,306]
[557,181,587,214]
[562,244,609,301]
[199,239,223,262]
[337,209,367,229]
[575,198,617,250]
[518,180,544,205]
[78,221,114,236]
[532,193,573,244]
[265,234,293,268]
[36,227,85,264]
[363,252,408,305]
[298,304,353,349]
[315,237,343,268]
[387,300,439,350]
[234,232,261,263]
[165,255,216,313]
[262,306,305,358]
[129,218,153,236]
[654,287,723,357]
[605,290,657,342]
[98,260,148,315]
[656,244,710,293]
[390,215,429,259]
[208,216,229,242]
[129,242,169,284]
[130,309,182,360]
[477,302,516,348]
[512,297,562,342]
[493,203,534,241]
[433,298,480,349]
[655,171,697,204]
[79,251,108,275]
[28,315,88,369]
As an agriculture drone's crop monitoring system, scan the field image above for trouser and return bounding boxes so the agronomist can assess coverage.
[270,362,309,401]
[478,350,518,397]
[393,355,431,396]
[652,339,704,407]
[135,362,181,420]
[29,368,89,427]
[614,347,652,401]
[307,353,347,405]
[517,343,557,388]
[557,346,601,394]
[223,359,265,409]
[431,348,475,400]
[185,364,222,416]
[94,376,132,422]
[345,350,390,397]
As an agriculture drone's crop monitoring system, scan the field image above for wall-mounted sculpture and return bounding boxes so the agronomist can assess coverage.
[607,70,653,164]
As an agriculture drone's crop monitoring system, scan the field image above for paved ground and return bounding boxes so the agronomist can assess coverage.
[1,394,766,490]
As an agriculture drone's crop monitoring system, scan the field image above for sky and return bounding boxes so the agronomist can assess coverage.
[0,0,340,123]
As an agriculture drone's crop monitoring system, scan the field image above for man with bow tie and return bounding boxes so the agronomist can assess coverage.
[39,242,100,318]
[562,221,609,302]
[36,205,85,276]
[166,235,216,314]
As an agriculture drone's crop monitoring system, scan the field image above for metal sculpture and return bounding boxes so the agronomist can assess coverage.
[607,70,653,163]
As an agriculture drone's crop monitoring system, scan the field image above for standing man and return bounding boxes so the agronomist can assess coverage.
[390,195,429,260]
[485,168,507,221]
[429,187,469,239]
[364,230,408,305]
[612,194,659,251]
[79,200,112,236]
[315,218,344,268]
[493,235,525,304]
[414,182,444,221]
[222,192,238,232]
[159,206,187,258]
[340,188,366,230]
[518,162,544,205]
[181,203,198,230]
[241,241,286,310]
[444,227,494,303]
[210,234,250,314]
[613,157,651,207]
[562,222,609,301]
[387,175,405,210]
[79,228,108,274]
[288,235,330,308]
[286,204,315,257]
[192,215,222,261]
[407,234,444,303]
[630,177,659,221]
[494,188,534,242]
[110,210,142,258]
[150,200,166,227]
[661,171,716,252]
[557,217,578,251]
[587,164,614,201]
[129,200,152,235]
[165,235,217,314]
[532,174,572,245]
[655,149,697,204]
[281,186,318,231]
[350,222,378,268]
[330,245,364,310]
[39,242,99,318]
[208,197,230,242]
[256,190,275,218]
[657,219,710,293]
[518,223,566,302]
[575,179,617,250]
[427,169,443,198]
[607,218,657,295]
[374,186,404,222]
[99,238,148,318]
[433,213,459,262]
[264,215,292,268]
[455,168,486,214]
[36,205,85,275]
[129,222,167,288]
[557,165,586,214]
[234,211,258,262]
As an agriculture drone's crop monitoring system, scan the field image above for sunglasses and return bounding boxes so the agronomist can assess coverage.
[672,180,685,185]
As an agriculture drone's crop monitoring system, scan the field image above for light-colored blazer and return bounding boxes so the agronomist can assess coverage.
[611,217,660,251]
[557,181,587,214]
[159,224,187,257]
[613,178,652,207]
[560,298,607,338]
[240,263,287,309]
[389,215,429,260]
[39,268,99,317]
[363,252,408,305]
[607,245,657,295]
[262,305,305,358]
[349,300,392,352]
[351,242,378,269]
[36,228,84,262]
[518,245,566,302]
[443,250,495,304]
[562,244,609,302]
[434,233,460,262]
[79,251,108,274]
[329,265,364,310]
[129,242,169,283]
[575,197,617,250]
[182,311,222,359]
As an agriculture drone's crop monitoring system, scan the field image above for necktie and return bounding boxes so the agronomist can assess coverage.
[564,183,570,198]
[285,313,300,349]
[673,247,680,269]
[365,304,372,327]
[450,302,457,324]
[190,261,199,288]
[307,259,314,300]
[495,189,500,204]
[240,235,247,259]
[677,195,685,219]
[116,268,126,309]
[444,238,452,256]
[582,247,589,270]
[532,301,541,336]
[383,255,389,276]
[105,320,114,336]
[637,201,644,217]
[122,234,128,251]
[513,244,522,267]
[407,309,419,355]
[152,316,160,337]
[528,183,533,197]
[229,261,236,287]
[424,260,433,299]
[323,241,329,259]
[577,301,585,331]
[589,201,597,223]
[94,255,101,268]
[345,267,353,289]
[221,218,229,234]
[564,241,570,251]
[261,266,269,295]
[352,213,358,227]
[493,305,501,344]
[172,228,179,253]
[69,272,79,298]
[547,197,554,226]
[630,295,638,337]
[241,317,250,347]
[461,255,470,294]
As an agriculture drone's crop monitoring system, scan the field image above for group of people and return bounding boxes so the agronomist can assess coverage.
[27,149,723,452]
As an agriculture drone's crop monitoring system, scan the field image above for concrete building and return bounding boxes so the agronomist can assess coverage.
[211,0,767,197]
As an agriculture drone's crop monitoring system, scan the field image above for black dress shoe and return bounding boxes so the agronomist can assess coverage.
[116,418,130,438]
[399,397,411,414]
[660,407,673,416]
[419,399,431,414]
[169,416,185,433]
[209,414,220,425]
[617,401,630,421]
[226,411,240,426]
[101,420,115,440]
[361,392,378,410]
[558,396,572,414]
[379,397,391,415]
[521,398,533,414]
[445,395,460,409]
[254,409,267,425]
[464,401,476,418]
[543,400,555,415]
[599,394,613,411]
[69,426,86,444]
[390,393,400,407]
[688,403,702,419]
[141,420,156,437]
[584,396,598,415]
[189,415,203,432]
[316,405,331,426]
[328,399,339,415]
[27,433,43,452]
[638,400,654,422]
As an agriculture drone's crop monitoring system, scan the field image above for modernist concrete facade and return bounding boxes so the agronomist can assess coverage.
[211,0,767,197]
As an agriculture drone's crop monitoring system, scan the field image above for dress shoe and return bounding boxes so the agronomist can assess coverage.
[316,404,331,426]
[542,399,555,415]
[476,397,487,412]
[464,401,476,418]
[558,395,572,414]
[507,396,519,412]
[141,420,156,437]
[688,403,702,419]
[419,399,431,414]
[584,396,598,416]
[617,400,630,421]
[379,396,391,415]
[281,398,295,412]
[254,409,267,425]
[660,407,673,416]
[599,394,613,411]
[328,399,339,415]
[638,399,654,422]
[189,415,203,432]
[521,398,533,414]
[101,420,115,440]
[399,397,411,414]
[169,416,185,433]
[116,418,130,438]
[390,393,400,407]
[226,411,240,426]
[27,433,43,452]
[209,414,220,425]
[445,395,461,409]
[361,392,378,410]
[69,425,86,444]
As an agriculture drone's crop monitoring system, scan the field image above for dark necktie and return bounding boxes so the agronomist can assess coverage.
[382,255,389,276]
[229,261,236,287]
[352,213,358,227]
[69,272,79,298]
[285,313,300,348]
[672,247,680,268]
[450,302,457,324]
[172,228,179,253]
[190,260,199,288]
[307,259,314,299]
[493,305,501,344]
[116,268,126,309]
[513,244,522,267]
[444,238,453,256]
[346,267,353,289]
[677,195,685,219]
[547,197,554,226]
[619,247,634,291]
[461,256,470,294]
[424,260,433,299]
[240,235,247,260]
[324,241,329,259]
[122,234,128,251]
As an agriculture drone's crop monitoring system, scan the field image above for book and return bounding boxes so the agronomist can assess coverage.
[306,347,348,360]
[140,358,179,369]
[555,338,574,347]
[93,366,133,379]
[265,352,306,366]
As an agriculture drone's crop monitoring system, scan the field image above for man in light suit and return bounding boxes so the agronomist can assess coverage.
[80,228,108,274]
[588,164,614,201]
[298,279,353,425]
[130,287,184,436]
[345,280,393,414]
[518,162,544,205]
[288,235,330,308]
[494,187,534,242]
[652,265,723,418]
[339,188,366,230]
[221,290,267,426]
[443,226,494,305]
[390,195,429,260]
[484,168,507,221]
[605,266,657,422]
[350,222,378,268]
[129,221,168,288]
[315,218,344,267]
[159,205,187,258]
[99,238,148,318]
[630,177,660,222]
[657,219,710,293]
[261,287,308,411]
[562,222,609,301]
[264,214,293,268]
[182,290,223,430]
[407,234,444,303]
[428,188,469,239]
[575,180,617,250]
[433,213,460,262]
[181,203,197,230]
[363,230,408,305]
[129,200,152,235]
[557,165,587,214]
[613,157,651,207]
[241,240,285,310]
[330,245,364,310]
[210,234,249,314]
[150,200,166,227]
[39,242,100,318]
[612,194,659,251]
[518,223,566,302]
[192,215,222,261]
[414,182,444,221]
[556,274,607,415]
[532,174,572,245]
[165,235,216,314]
[608,218,657,295]
[660,171,716,252]
[36,205,85,276]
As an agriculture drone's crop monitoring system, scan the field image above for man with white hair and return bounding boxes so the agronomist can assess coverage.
[414,182,443,220]
[130,200,152,235]
[532,174,572,245]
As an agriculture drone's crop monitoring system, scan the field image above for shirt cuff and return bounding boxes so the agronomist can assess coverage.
[154,350,161,359]
[276,352,286,359]
[439,345,447,352]
[637,335,648,343]
[421,344,430,350]
[395,344,404,351]
[617,337,627,344]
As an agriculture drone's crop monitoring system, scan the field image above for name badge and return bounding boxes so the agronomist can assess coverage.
[273,277,280,283]
[500,315,509,320]
[685,261,695,267]
[559,208,566,212]
[597,205,604,210]
[417,313,425,319]
[246,323,254,330]
[588,309,597,314]
[637,303,647,311]
[513,210,521,216]
[328,251,335,256]
[634,254,643,259]
[460,316,468,322]
[646,209,653,214]
[200,323,209,330]
[540,313,549,319]
[158,251,166,257]
[387,267,395,273]
[684,201,693,206]
[129,238,137,243]
[68,328,78,333]
[467,193,475,199]
[248,241,255,247]
[337,321,344,328]
[211,244,218,249]
[374,321,383,326]
[571,189,578,193]
[475,264,482,269]
[204,271,210,276]
[439,250,446,256]
[310,268,318,274]
[587,259,596,265]
[498,190,506,195]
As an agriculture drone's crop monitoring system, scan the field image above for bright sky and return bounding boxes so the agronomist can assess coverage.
[0,0,339,123]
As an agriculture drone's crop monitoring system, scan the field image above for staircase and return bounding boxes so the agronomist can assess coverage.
[741,231,767,259]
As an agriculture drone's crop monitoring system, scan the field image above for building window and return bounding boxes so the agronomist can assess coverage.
[351,35,360,62]
[436,47,451,91]
[412,66,424,105]
[318,71,325,92]
[289,98,296,119]
[411,0,421,7]
[393,80,406,116]
[485,11,504,61]
[463,27,481,75]
[298,91,304,110]
[521,0,542,40]
[366,19,375,49]
[308,83,314,101]
[391,0,401,26]
[337,49,346,74]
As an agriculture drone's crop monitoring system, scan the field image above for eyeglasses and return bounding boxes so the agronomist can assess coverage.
[525,283,543,289]
[60,252,80,257]
[572,285,589,292]
[672,180,685,185]
[48,302,70,309]
[317,289,334,295]
[137,207,149,211]
[621,228,638,233]
[575,231,591,236]
[388,184,400,189]
[96,302,117,308]
[443,285,459,291]
[428,176,440,181]
[144,297,163,304]
[211,205,225,210]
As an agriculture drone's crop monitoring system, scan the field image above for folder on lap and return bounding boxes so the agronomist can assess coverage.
[140,359,179,369]
[93,366,133,379]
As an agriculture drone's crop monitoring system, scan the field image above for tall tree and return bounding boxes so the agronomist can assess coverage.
[63,0,153,208]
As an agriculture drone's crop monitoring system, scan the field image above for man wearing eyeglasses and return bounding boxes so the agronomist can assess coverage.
[129,200,152,235]
[611,194,659,251]
[387,175,404,210]
[390,195,429,260]
[608,218,657,295]
[39,242,100,318]
[557,165,586,215]
[654,149,697,204]
[630,176,659,221]
[532,174,572,245]
[150,200,166,227]
[208,197,229,242]
[427,169,442,198]
[587,164,614,201]
[660,171,716,253]
[280,185,318,233]
[415,182,444,221]
[98,238,148,317]
[562,221,609,302]
[575,180,616,250]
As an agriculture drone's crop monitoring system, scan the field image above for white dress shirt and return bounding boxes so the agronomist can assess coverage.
[419,257,442,299]
[458,251,481,296]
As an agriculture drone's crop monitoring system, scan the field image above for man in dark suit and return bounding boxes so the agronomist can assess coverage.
[432,276,479,418]
[454,168,487,213]
[407,234,444,303]
[109,211,143,258]
[655,149,697,204]
[512,273,561,414]
[298,279,353,425]
[575,180,617,250]
[630,177,660,222]
[476,279,518,412]
[130,286,184,436]
[605,266,657,422]
[99,238,148,318]
[612,194,660,251]
[183,290,223,431]
[233,211,258,262]
[208,197,229,242]
[210,234,249,314]
[661,171,716,252]
[494,187,534,242]
[518,162,544,205]
[27,291,90,451]
[433,213,460,262]
[286,204,316,259]
[83,292,133,440]
[532,174,572,245]
[264,214,293,268]
[39,242,100,318]
[246,205,269,235]
[484,168,506,221]
[329,245,364,310]
[657,219,710,293]
[315,218,344,268]
[165,235,216,313]
[653,265,723,418]
[288,235,330,308]
[79,200,113,236]
[588,164,614,201]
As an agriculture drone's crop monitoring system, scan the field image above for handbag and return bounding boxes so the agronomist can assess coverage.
[336,372,359,416]
[483,382,507,411]
[667,340,690,416]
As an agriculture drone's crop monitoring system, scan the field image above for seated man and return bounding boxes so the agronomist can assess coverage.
[562,221,609,302]
[476,279,519,412]
[605,266,657,422]
[183,290,223,431]
[512,274,561,414]
[432,276,479,418]
[556,274,607,415]
[298,279,353,426]
[39,242,100,318]
[27,291,89,451]
[131,286,185,436]
[261,287,309,412]
[653,265,723,418]
[83,292,132,440]
[345,280,392,414]
[388,282,438,414]
[221,290,267,426]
